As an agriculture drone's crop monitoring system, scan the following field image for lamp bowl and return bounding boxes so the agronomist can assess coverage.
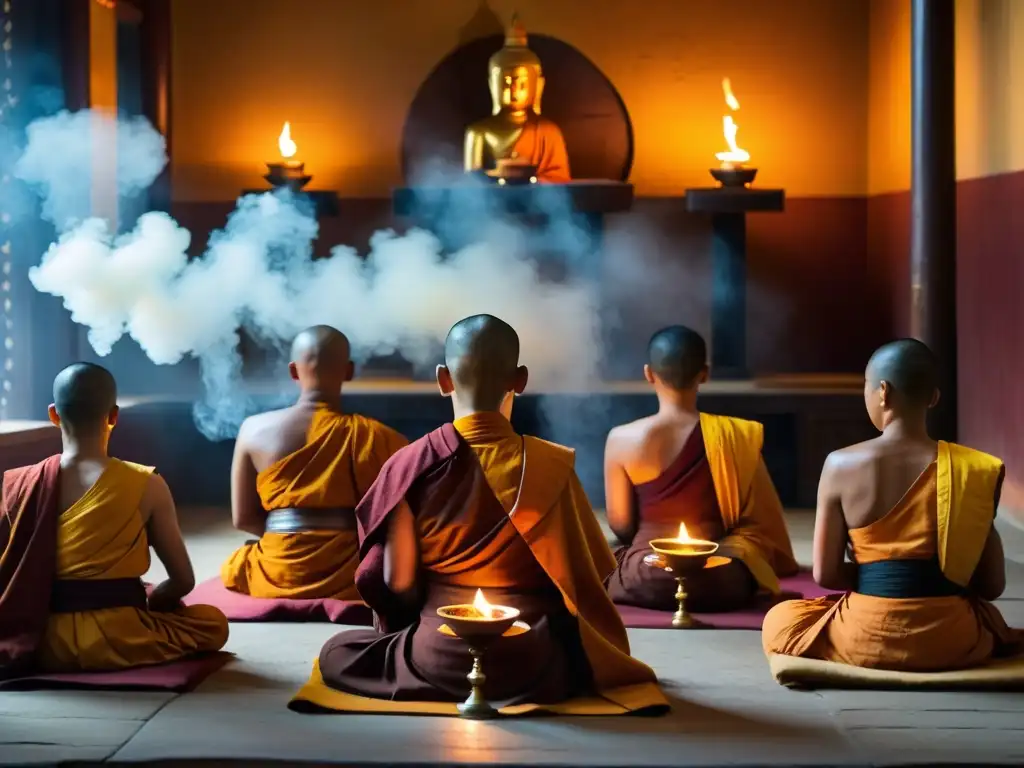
[710,167,758,188]
[436,604,521,644]
[649,538,720,575]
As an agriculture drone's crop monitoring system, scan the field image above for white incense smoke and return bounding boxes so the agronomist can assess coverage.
[16,110,166,231]
[20,111,601,439]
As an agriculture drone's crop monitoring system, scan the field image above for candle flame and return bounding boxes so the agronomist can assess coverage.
[676,522,692,542]
[278,121,297,159]
[473,588,496,618]
[715,78,750,166]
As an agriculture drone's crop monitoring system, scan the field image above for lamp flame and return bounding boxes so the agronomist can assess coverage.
[676,522,692,543]
[715,78,750,167]
[473,588,497,618]
[722,78,741,111]
[278,121,297,159]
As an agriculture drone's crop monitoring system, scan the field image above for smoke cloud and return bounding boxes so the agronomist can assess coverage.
[23,111,601,439]
[15,110,166,231]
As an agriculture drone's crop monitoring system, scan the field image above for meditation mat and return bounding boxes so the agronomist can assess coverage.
[616,569,833,630]
[184,577,373,625]
[289,658,670,716]
[0,652,233,692]
[768,653,1024,691]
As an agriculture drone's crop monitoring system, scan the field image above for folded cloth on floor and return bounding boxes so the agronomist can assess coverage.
[768,653,1024,690]
[0,652,233,692]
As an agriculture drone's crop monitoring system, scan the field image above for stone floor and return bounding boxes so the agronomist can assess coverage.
[4,510,1024,767]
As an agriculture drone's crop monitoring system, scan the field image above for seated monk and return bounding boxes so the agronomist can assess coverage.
[0,363,227,675]
[605,326,797,612]
[762,339,1021,671]
[300,315,666,713]
[221,326,407,600]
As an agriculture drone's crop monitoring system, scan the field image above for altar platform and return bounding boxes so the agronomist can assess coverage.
[4,507,1024,767]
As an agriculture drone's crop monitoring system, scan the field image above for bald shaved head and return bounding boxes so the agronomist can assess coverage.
[648,325,707,390]
[866,338,939,407]
[443,314,522,410]
[289,325,353,393]
[52,362,117,432]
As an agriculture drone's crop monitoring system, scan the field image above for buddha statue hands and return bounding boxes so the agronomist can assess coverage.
[463,14,571,184]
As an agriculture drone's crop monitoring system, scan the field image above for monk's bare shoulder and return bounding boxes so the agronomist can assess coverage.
[605,415,659,459]
[821,438,883,481]
[236,407,295,447]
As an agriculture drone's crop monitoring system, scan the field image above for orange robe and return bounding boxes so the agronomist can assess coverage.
[291,412,667,715]
[762,442,1022,671]
[38,459,228,672]
[511,117,571,183]
[221,408,407,600]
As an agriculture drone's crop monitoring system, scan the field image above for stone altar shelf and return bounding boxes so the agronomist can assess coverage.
[684,186,785,381]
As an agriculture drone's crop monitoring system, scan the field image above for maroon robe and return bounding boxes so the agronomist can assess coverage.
[320,425,588,705]
[0,455,62,677]
[605,423,756,611]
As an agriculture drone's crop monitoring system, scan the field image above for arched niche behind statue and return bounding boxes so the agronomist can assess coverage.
[401,34,634,183]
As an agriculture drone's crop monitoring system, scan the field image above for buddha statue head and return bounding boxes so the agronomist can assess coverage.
[488,14,544,117]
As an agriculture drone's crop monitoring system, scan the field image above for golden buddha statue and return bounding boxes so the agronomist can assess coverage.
[463,14,571,183]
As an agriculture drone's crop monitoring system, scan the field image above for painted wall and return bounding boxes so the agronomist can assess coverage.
[170,0,870,200]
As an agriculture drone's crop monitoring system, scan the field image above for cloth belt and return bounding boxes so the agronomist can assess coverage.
[856,558,964,599]
[264,507,357,534]
[50,577,148,613]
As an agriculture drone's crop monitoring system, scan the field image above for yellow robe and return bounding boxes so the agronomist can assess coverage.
[221,409,407,600]
[37,459,228,672]
[700,413,799,593]
[762,442,1020,671]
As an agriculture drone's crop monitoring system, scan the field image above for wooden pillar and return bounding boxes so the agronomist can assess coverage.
[140,0,172,212]
[910,0,957,441]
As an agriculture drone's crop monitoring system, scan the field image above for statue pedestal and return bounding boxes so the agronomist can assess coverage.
[685,186,785,380]
[378,180,634,378]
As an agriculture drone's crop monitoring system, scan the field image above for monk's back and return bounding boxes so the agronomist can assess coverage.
[58,458,113,515]
[833,437,938,530]
[244,404,326,473]
[616,413,699,486]
[223,403,407,600]
[40,458,228,672]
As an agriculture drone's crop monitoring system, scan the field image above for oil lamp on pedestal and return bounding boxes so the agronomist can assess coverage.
[648,523,722,629]
[265,121,312,192]
[436,588,530,719]
[710,78,758,188]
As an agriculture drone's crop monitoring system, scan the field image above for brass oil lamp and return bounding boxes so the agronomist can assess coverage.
[265,121,312,192]
[436,589,529,719]
[648,523,720,629]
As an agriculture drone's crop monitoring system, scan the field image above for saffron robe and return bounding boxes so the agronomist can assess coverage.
[607,413,798,608]
[509,117,571,183]
[0,456,228,674]
[221,409,407,600]
[291,417,668,715]
[762,442,1022,672]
